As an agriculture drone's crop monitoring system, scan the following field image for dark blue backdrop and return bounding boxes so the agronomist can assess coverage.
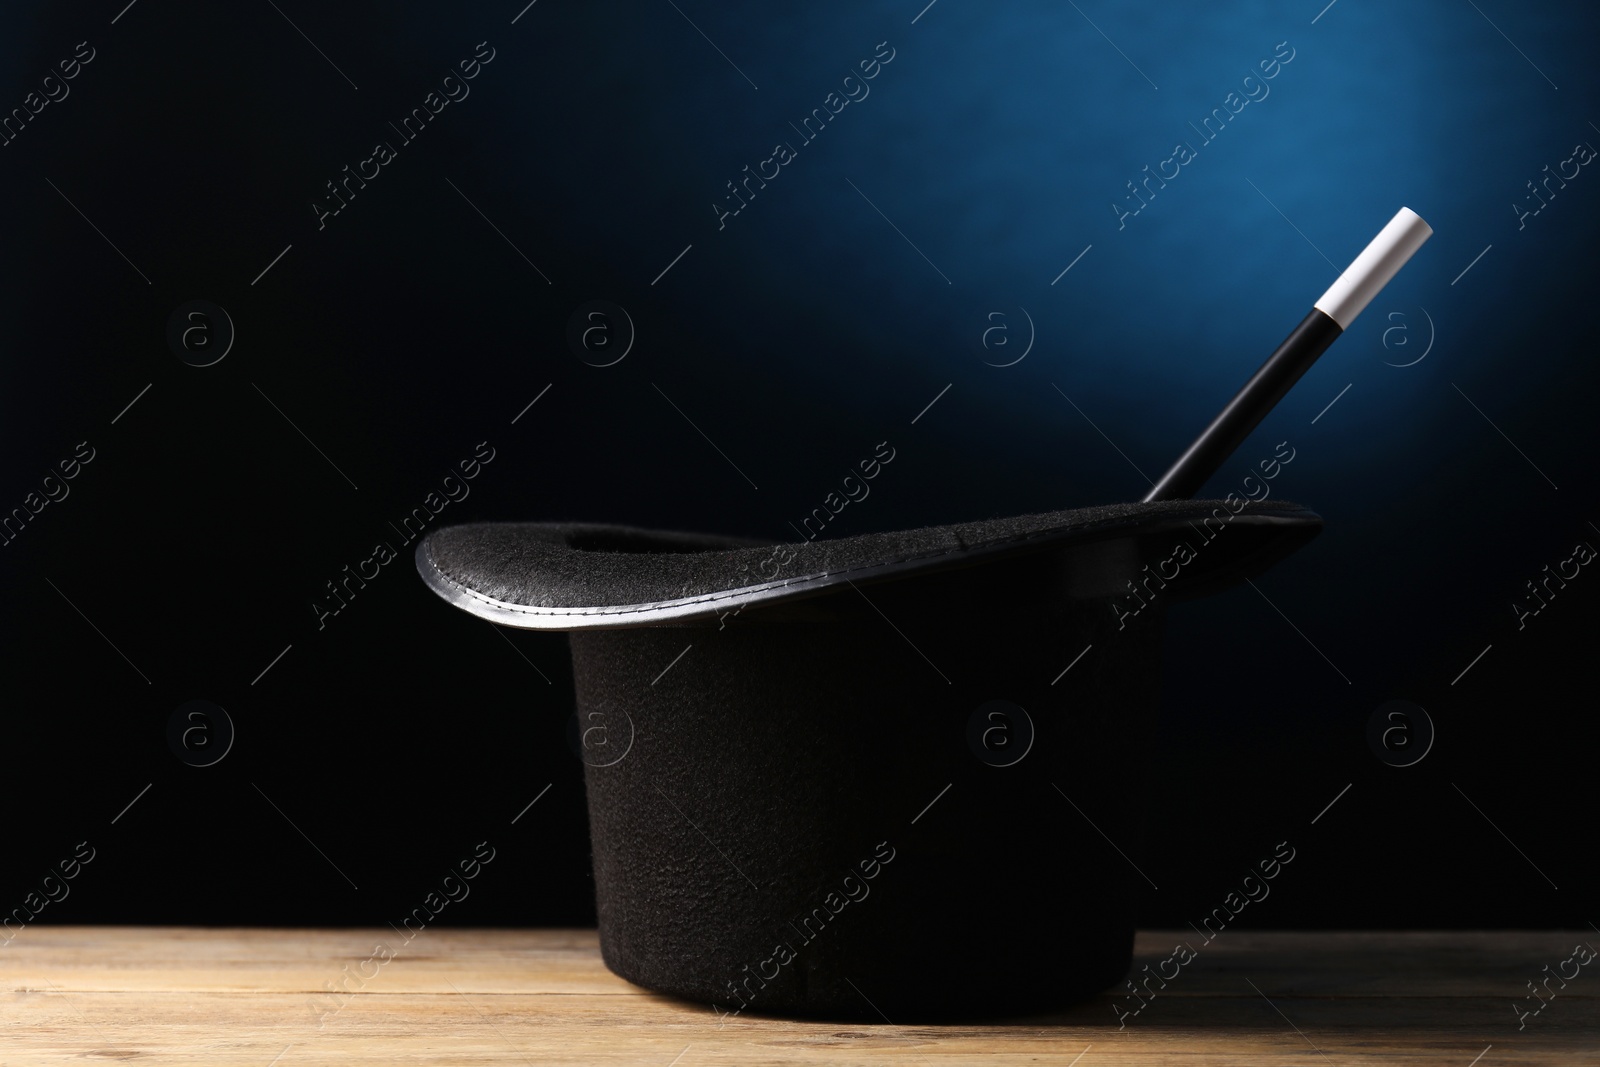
[1,0,1594,932]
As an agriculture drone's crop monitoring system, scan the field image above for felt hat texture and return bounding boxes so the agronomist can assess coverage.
[416,497,1320,1019]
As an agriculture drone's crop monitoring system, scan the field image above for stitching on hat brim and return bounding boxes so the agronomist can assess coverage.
[416,502,1321,631]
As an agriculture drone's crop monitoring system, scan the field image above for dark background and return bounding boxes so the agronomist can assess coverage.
[2,0,1595,933]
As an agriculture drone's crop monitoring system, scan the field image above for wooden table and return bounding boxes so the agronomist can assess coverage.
[2,928,1594,1064]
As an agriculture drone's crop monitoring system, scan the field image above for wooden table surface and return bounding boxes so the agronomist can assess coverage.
[2,928,1594,1064]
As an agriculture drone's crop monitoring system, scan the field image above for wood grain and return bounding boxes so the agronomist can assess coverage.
[1,928,1594,1064]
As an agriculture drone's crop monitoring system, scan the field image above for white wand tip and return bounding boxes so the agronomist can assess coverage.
[1313,206,1433,331]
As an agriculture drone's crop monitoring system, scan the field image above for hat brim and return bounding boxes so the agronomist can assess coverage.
[414,499,1321,631]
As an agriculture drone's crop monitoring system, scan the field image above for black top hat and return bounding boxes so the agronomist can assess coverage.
[414,497,1320,1019]
[414,208,1430,1019]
